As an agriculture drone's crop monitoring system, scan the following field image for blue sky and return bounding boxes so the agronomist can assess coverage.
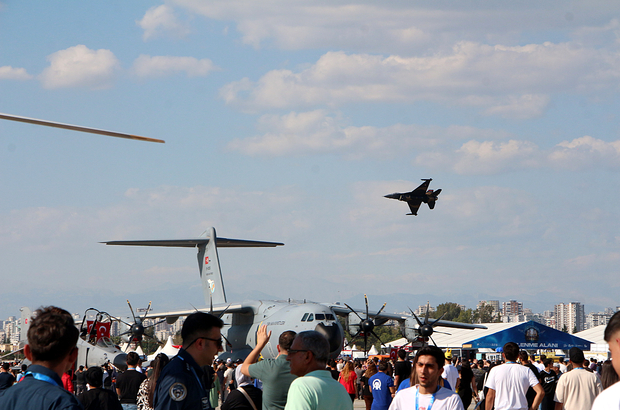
[1,1,619,320]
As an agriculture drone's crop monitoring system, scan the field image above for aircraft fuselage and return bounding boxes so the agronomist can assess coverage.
[220,300,344,361]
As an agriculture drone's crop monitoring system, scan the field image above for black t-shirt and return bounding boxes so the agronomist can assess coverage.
[539,369,558,395]
[459,367,473,392]
[221,385,262,410]
[79,387,123,410]
[472,368,486,391]
[116,369,146,404]
[394,360,411,383]
[75,370,86,386]
[0,372,16,390]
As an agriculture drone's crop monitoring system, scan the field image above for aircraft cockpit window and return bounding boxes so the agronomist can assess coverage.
[326,314,335,320]
[315,313,325,320]
[301,313,309,322]
[307,313,314,322]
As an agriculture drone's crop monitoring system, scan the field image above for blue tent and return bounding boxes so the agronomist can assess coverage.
[462,321,592,350]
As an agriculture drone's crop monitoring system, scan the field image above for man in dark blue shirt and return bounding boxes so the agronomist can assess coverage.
[0,306,82,409]
[154,312,224,410]
[0,362,16,391]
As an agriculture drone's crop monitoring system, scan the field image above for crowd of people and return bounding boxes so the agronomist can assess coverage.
[0,306,619,410]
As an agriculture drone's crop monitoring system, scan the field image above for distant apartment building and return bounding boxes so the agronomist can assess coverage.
[417,305,435,316]
[585,311,614,330]
[554,302,585,333]
[502,300,523,317]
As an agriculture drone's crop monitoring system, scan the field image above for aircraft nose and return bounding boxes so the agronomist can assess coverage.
[113,352,128,371]
[315,322,343,359]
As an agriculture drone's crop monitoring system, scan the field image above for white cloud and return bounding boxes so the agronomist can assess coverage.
[172,1,620,52]
[415,135,620,174]
[227,110,511,158]
[137,5,190,41]
[132,55,218,78]
[0,66,32,80]
[220,43,620,117]
[39,45,120,89]
[548,136,620,170]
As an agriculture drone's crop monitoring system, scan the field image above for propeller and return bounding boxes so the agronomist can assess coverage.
[118,300,165,352]
[344,294,388,354]
[406,302,450,347]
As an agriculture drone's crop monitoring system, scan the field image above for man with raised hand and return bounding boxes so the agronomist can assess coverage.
[389,345,463,410]
[241,325,297,410]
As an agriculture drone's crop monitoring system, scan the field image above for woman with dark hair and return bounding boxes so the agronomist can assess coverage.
[601,360,619,390]
[137,353,170,410]
[457,359,477,409]
[360,362,377,410]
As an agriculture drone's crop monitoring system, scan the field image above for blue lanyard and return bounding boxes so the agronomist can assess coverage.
[178,354,205,391]
[24,371,61,388]
[415,386,438,410]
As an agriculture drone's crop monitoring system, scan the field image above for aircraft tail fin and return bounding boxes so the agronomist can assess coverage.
[102,227,283,307]
[19,307,32,345]
[428,200,436,209]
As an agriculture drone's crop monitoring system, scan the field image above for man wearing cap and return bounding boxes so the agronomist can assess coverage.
[442,351,459,392]
[553,346,602,410]
[592,310,620,409]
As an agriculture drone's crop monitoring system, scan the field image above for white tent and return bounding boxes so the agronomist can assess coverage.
[159,336,180,357]
[368,345,379,356]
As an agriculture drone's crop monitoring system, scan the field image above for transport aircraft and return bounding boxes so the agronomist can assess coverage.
[384,178,442,216]
[103,227,486,359]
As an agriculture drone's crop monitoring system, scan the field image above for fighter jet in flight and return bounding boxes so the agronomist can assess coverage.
[384,178,441,216]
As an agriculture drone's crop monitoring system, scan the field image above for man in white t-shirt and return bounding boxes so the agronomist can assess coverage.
[592,311,620,409]
[554,346,602,410]
[441,351,459,392]
[485,342,544,410]
[389,345,463,410]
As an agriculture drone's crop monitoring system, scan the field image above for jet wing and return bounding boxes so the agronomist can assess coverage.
[407,200,422,216]
[410,179,432,195]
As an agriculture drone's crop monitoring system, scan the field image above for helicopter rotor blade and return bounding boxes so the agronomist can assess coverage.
[0,112,165,143]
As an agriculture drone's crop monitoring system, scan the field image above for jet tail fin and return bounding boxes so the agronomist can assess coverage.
[19,307,32,346]
[102,227,283,306]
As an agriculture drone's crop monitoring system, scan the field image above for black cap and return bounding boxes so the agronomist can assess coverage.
[569,347,585,364]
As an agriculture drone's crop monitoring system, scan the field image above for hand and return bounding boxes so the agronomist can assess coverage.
[256,325,272,347]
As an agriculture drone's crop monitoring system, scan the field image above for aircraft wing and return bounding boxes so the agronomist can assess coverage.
[141,303,253,321]
[330,304,487,330]
[102,237,283,248]
[407,200,422,216]
[410,179,432,195]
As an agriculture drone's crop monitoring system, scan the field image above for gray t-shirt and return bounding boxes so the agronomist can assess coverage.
[248,355,297,410]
